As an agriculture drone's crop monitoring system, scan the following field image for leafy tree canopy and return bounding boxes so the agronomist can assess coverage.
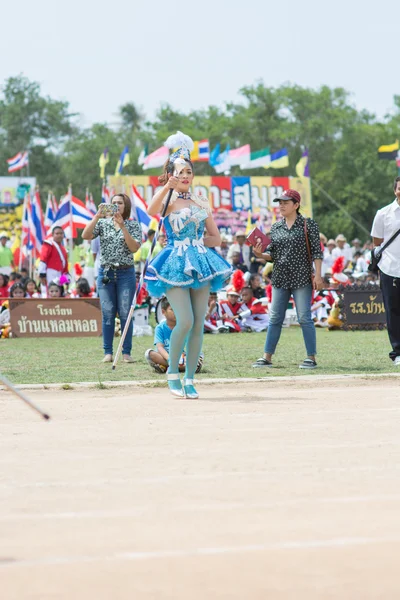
[1,74,399,239]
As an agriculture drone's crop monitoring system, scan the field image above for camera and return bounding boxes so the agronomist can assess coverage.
[99,203,118,218]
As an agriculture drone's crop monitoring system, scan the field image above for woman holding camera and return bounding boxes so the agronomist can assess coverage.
[83,194,142,363]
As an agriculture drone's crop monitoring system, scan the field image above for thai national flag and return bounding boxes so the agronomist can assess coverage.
[86,192,97,215]
[101,183,110,204]
[31,191,45,252]
[44,193,56,233]
[130,185,156,236]
[22,194,36,251]
[7,151,29,173]
[71,195,94,228]
[198,139,210,161]
[52,190,94,238]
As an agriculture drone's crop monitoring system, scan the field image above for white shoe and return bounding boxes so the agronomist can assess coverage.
[393,356,400,366]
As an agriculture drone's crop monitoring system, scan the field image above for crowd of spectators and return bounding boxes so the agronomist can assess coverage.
[0,226,379,340]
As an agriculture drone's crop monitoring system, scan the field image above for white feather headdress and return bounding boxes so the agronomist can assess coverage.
[164,131,194,151]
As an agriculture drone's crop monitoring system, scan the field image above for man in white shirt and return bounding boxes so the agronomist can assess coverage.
[371,176,400,365]
[332,234,352,268]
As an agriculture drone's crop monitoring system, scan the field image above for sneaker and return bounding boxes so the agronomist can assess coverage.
[195,353,204,374]
[315,321,329,328]
[299,358,317,369]
[393,356,400,366]
[218,325,230,333]
[102,354,113,363]
[145,349,167,373]
[252,357,273,368]
[122,355,135,363]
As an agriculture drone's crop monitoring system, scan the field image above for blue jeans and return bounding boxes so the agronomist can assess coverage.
[264,285,316,356]
[97,267,136,356]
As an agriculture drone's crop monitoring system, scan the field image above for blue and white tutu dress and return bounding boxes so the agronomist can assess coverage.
[145,203,232,297]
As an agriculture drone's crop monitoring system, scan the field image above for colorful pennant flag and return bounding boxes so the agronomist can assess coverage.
[296,149,310,178]
[115,146,130,175]
[378,141,399,160]
[240,147,270,170]
[7,151,29,173]
[142,146,169,170]
[264,148,289,169]
[229,144,251,166]
[191,139,210,162]
[99,148,109,179]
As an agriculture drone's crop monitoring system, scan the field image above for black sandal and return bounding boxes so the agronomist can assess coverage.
[252,357,273,368]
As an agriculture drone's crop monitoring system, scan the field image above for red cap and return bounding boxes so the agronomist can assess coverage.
[273,189,301,204]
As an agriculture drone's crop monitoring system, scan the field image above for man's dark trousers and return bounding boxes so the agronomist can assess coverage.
[380,271,400,360]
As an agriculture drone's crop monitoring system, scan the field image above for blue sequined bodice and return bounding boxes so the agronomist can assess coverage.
[144,203,232,295]
[164,205,209,243]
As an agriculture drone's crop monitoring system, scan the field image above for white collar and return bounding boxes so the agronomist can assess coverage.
[392,199,400,211]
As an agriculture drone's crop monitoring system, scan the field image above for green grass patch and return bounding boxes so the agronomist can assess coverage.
[0,327,395,385]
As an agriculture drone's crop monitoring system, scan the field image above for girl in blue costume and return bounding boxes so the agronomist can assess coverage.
[146,133,232,399]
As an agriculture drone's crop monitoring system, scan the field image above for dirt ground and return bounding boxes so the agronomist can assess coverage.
[1,377,400,600]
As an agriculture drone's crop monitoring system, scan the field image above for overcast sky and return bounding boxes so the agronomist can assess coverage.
[1,0,397,128]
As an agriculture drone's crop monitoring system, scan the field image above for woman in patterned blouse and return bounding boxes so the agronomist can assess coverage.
[251,189,323,370]
[83,194,142,363]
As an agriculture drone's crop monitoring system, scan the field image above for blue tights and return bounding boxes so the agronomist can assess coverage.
[166,285,210,378]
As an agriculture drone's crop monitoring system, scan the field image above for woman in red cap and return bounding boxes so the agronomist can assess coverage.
[251,189,324,369]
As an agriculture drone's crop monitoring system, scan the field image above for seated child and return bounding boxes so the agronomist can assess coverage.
[327,297,343,330]
[249,273,266,299]
[219,285,243,332]
[145,297,203,373]
[238,286,269,332]
[204,291,229,333]
[311,291,330,327]
[70,277,95,298]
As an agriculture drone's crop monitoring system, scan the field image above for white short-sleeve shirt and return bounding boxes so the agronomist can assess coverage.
[371,199,400,277]
[331,245,352,264]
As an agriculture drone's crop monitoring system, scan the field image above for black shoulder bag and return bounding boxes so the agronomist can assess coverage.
[368,227,400,274]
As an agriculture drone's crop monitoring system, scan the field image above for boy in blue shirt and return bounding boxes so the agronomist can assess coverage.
[145,297,203,374]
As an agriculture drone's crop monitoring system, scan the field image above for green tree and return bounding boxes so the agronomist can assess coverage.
[0,74,76,192]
